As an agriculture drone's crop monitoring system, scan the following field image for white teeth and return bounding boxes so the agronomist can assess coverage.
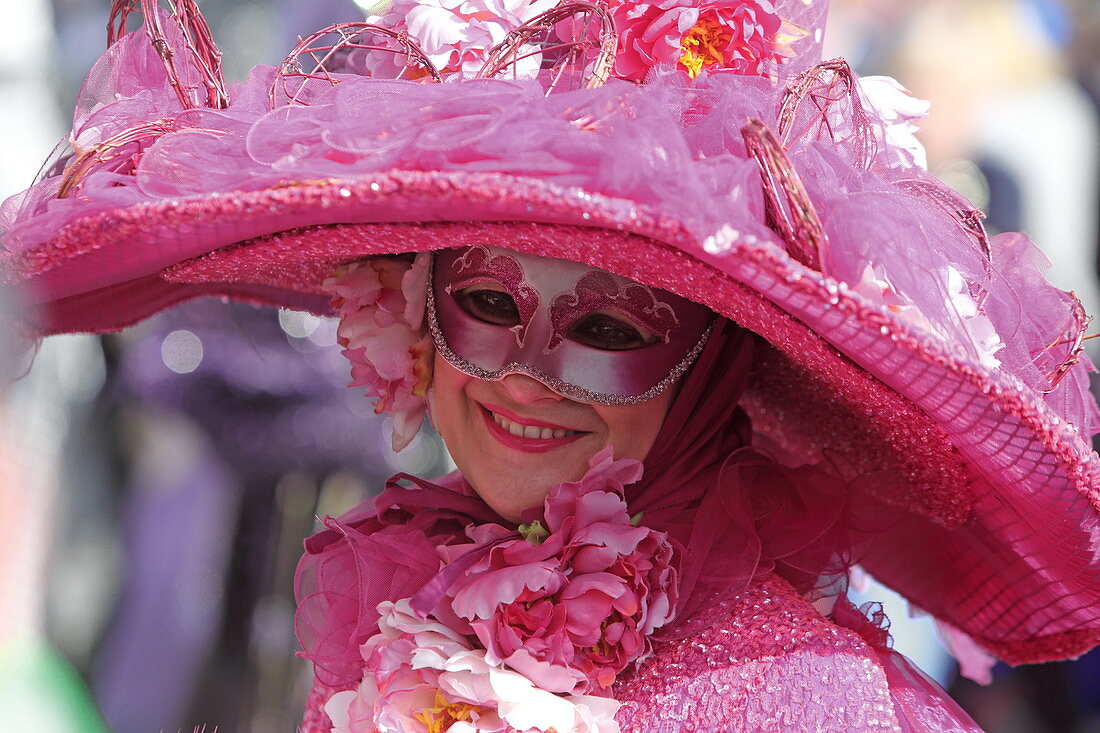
[490,411,578,439]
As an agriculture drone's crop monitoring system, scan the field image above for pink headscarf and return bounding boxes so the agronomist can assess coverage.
[631,319,866,638]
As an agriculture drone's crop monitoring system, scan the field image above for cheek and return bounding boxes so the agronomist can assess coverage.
[598,394,672,461]
[429,354,469,437]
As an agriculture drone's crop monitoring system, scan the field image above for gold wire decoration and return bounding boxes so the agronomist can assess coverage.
[107,0,229,110]
[478,2,617,94]
[56,121,180,199]
[895,177,993,322]
[777,59,875,170]
[741,119,826,272]
[1034,291,1090,393]
[272,23,443,107]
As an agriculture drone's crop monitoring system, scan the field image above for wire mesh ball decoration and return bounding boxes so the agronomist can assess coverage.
[272,23,443,106]
[478,1,617,93]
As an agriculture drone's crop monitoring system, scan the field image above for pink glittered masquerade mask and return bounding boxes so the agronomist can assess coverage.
[428,246,714,403]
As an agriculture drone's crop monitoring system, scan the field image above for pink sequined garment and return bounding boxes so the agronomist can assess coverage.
[298,573,981,732]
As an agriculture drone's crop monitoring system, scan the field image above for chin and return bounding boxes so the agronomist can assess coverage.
[461,449,595,522]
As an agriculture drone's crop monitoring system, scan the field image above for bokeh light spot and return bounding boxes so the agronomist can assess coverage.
[161,330,204,374]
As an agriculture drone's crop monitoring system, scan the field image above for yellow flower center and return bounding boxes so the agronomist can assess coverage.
[518,519,550,544]
[410,338,434,397]
[412,691,486,733]
[679,16,732,78]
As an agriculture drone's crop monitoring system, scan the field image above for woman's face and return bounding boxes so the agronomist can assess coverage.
[430,354,674,522]
[425,246,713,521]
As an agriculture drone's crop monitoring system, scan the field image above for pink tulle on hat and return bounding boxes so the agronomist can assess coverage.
[3,0,1100,670]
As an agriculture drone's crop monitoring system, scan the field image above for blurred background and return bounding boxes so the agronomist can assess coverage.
[0,0,1098,731]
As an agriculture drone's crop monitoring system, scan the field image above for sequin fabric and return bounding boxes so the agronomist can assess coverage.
[612,574,902,732]
[299,573,982,732]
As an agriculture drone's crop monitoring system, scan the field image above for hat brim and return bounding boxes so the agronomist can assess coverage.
[8,169,1100,663]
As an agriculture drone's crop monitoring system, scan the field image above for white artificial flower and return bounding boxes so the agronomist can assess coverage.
[857,75,932,170]
[851,263,1003,370]
[327,598,622,732]
[373,0,558,76]
[943,266,1003,370]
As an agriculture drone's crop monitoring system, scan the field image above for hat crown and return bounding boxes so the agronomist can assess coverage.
[107,0,832,109]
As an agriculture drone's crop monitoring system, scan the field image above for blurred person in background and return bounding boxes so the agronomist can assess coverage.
[90,302,449,731]
[4,0,449,730]
[0,293,108,731]
[891,3,1100,731]
[828,1,1100,731]
[890,0,1100,322]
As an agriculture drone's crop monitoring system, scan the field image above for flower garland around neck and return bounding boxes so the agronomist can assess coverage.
[326,254,433,452]
[323,448,678,733]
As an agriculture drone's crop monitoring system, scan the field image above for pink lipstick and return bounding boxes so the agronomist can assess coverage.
[479,405,588,453]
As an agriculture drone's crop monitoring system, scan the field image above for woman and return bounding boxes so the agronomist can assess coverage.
[295,246,960,731]
[4,0,1100,730]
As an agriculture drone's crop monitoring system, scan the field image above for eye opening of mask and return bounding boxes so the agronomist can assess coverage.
[453,284,522,327]
[563,308,659,351]
[454,283,659,352]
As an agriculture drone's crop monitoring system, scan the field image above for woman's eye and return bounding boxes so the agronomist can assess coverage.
[567,313,655,351]
[455,288,521,326]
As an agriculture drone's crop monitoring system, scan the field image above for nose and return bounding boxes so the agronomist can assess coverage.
[497,372,564,405]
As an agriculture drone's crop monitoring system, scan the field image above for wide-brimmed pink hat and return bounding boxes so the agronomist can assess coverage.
[3,0,1100,666]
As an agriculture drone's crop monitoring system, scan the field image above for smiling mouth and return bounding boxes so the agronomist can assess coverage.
[489,410,583,440]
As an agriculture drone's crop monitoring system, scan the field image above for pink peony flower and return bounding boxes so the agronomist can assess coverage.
[325,254,432,451]
[443,448,677,695]
[607,0,802,82]
[326,599,621,732]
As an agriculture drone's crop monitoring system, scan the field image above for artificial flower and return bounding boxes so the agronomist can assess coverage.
[366,0,558,77]
[326,253,432,451]
[850,263,1002,370]
[935,619,998,686]
[857,76,932,170]
[443,448,677,695]
[312,450,679,728]
[607,0,803,82]
[326,599,621,732]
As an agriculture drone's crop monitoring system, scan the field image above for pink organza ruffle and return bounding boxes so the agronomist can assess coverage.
[294,472,501,686]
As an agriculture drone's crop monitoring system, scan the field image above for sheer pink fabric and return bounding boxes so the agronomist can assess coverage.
[294,472,497,686]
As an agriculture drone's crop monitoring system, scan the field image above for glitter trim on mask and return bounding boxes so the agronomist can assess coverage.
[549,270,681,352]
[447,245,540,347]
